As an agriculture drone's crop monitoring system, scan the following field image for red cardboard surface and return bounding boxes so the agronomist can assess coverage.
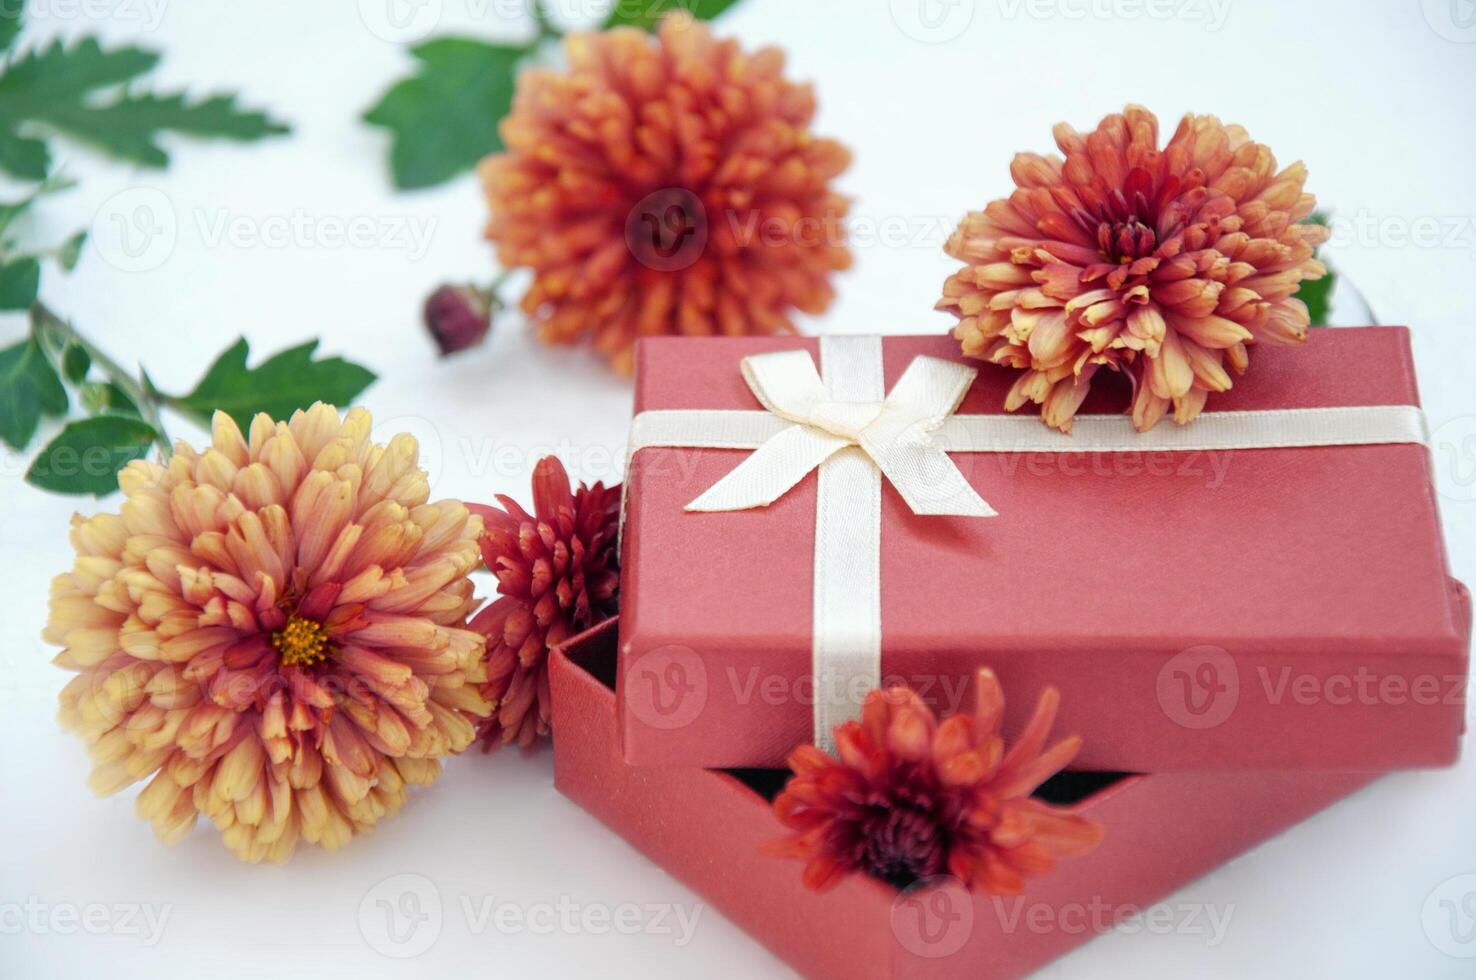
[619,328,1469,770]
[555,620,1380,980]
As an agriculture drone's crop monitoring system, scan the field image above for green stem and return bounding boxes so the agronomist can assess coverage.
[487,267,515,309]
[30,301,173,458]
[531,0,561,42]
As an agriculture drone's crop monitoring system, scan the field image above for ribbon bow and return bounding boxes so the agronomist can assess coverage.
[685,349,997,517]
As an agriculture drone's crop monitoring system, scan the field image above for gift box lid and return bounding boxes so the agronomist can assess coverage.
[618,327,1470,772]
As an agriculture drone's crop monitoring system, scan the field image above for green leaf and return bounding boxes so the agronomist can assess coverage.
[363,39,524,191]
[34,91,291,168]
[0,6,23,53]
[0,37,289,178]
[56,229,86,271]
[1299,212,1334,326]
[0,127,49,180]
[1298,269,1335,327]
[173,337,377,430]
[0,255,39,309]
[0,173,77,236]
[0,38,157,97]
[80,379,141,417]
[25,415,157,496]
[62,342,90,382]
[604,0,745,29]
[0,336,67,449]
[31,345,66,416]
[0,339,39,449]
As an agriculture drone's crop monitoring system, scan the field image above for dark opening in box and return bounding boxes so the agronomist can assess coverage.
[563,618,1133,811]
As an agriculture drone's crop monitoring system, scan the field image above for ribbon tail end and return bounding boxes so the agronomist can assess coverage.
[685,495,770,513]
[956,497,998,518]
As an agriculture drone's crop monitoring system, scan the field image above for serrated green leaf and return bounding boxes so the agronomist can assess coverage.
[0,255,39,308]
[604,0,745,29]
[173,337,376,429]
[25,414,157,495]
[0,38,158,97]
[0,335,66,449]
[0,37,289,178]
[363,39,524,191]
[62,342,90,382]
[35,91,291,168]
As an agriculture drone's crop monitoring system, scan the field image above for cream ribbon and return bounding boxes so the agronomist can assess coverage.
[627,335,1430,751]
[684,343,997,517]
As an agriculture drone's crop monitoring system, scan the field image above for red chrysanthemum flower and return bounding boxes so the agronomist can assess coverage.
[467,457,620,749]
[938,105,1329,431]
[479,12,852,373]
[765,669,1103,894]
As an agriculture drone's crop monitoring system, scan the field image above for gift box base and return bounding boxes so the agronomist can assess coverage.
[552,619,1381,980]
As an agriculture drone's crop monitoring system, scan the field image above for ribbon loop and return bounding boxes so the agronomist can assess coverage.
[688,347,995,517]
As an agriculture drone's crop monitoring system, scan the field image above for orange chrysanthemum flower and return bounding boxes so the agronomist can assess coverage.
[467,457,620,749]
[938,105,1329,431]
[765,669,1103,894]
[46,404,491,863]
[479,12,852,373]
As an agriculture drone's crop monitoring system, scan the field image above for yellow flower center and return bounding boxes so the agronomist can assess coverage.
[272,615,330,668]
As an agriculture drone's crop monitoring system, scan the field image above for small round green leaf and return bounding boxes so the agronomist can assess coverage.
[62,341,91,382]
[0,256,40,310]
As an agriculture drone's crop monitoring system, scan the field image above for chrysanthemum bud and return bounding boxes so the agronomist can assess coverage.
[423,283,494,356]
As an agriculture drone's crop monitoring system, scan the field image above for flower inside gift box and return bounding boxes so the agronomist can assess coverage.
[551,619,1382,980]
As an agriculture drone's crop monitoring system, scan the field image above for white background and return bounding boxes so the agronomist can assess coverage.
[2,0,1475,976]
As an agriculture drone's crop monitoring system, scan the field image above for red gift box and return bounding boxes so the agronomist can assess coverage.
[554,619,1380,980]
[618,327,1470,771]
